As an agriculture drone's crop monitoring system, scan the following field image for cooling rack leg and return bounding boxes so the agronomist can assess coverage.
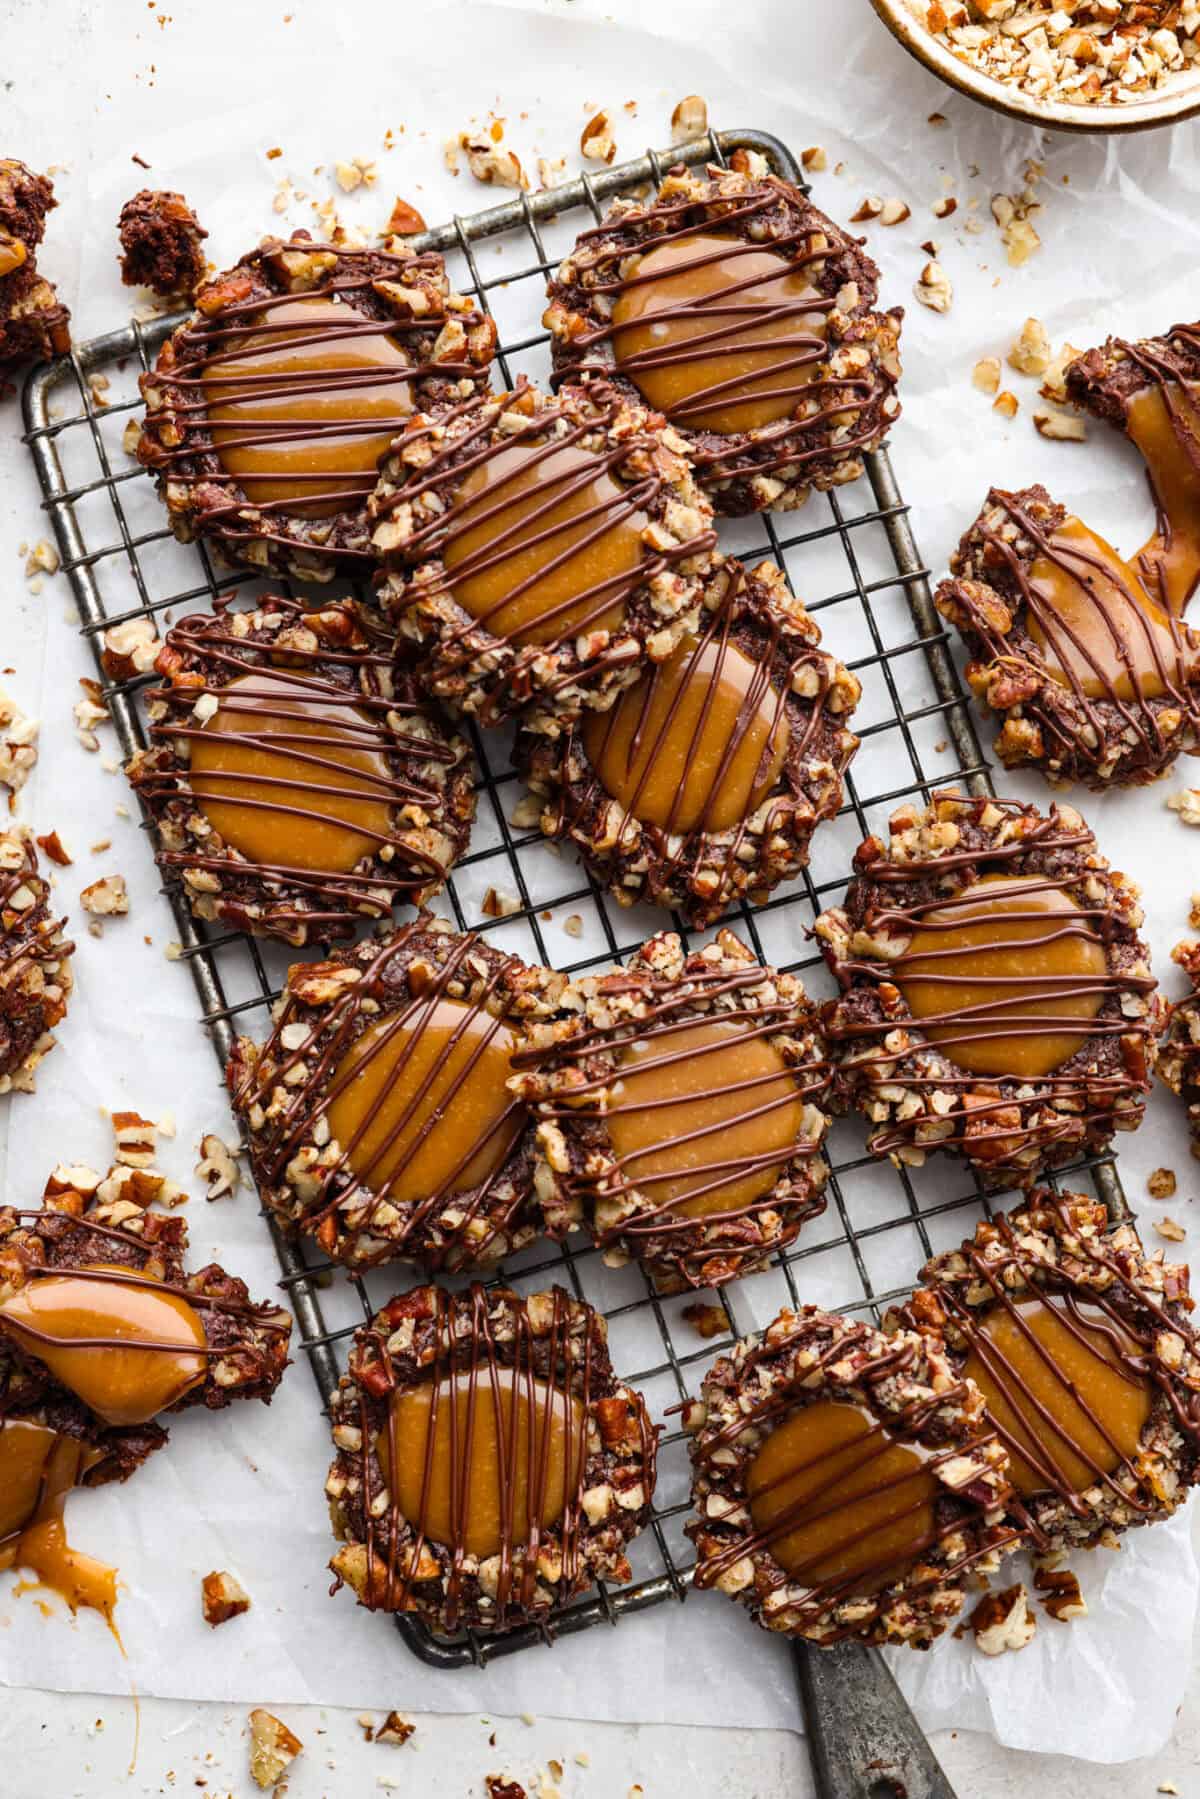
[792,1639,957,1799]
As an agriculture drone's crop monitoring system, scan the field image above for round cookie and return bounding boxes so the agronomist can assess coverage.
[816,791,1162,1188]
[684,1303,1013,1647]
[514,557,860,927]
[0,826,73,1096]
[227,917,566,1272]
[542,151,903,516]
[368,376,719,727]
[512,928,831,1291]
[137,234,496,583]
[902,1190,1200,1553]
[126,593,474,946]
[936,484,1200,788]
[325,1282,658,1633]
[1159,940,1200,1157]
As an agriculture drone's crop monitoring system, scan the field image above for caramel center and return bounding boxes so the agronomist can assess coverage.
[0,1422,117,1622]
[440,439,648,648]
[610,231,826,435]
[382,1368,586,1558]
[895,873,1108,1079]
[188,670,395,874]
[0,1266,207,1426]
[1027,515,1180,702]
[582,635,790,833]
[203,294,413,518]
[327,997,524,1205]
[748,1399,938,1594]
[963,1294,1153,1498]
[605,1016,805,1220]
[1127,381,1200,618]
[0,231,28,279]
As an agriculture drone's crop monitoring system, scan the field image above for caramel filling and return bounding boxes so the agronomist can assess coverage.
[203,295,413,518]
[1026,515,1180,702]
[0,1421,117,1622]
[326,998,523,1204]
[605,1016,805,1220]
[963,1294,1153,1498]
[439,439,648,648]
[0,1267,207,1426]
[187,670,395,874]
[748,1399,937,1593]
[1127,381,1200,618]
[381,1368,586,1558]
[0,231,28,279]
[895,873,1108,1080]
[610,231,826,435]
[582,635,790,833]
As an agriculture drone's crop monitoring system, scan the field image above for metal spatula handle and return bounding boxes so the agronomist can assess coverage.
[793,1640,958,1799]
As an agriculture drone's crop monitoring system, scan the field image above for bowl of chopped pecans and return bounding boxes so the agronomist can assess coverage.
[869,0,1200,133]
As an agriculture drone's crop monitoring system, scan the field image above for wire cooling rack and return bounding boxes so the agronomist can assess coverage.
[22,126,1130,1715]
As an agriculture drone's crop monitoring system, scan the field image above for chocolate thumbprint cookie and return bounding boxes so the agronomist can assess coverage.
[137,234,495,582]
[685,1304,1013,1646]
[369,377,719,727]
[514,558,860,927]
[512,929,831,1290]
[126,594,474,945]
[902,1192,1200,1553]
[0,826,73,1094]
[816,792,1162,1187]
[1065,321,1200,618]
[228,918,567,1272]
[1159,940,1200,1157]
[326,1283,657,1632]
[936,484,1200,788]
[543,152,902,516]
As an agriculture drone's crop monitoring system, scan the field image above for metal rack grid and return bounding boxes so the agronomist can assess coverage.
[22,126,1130,1694]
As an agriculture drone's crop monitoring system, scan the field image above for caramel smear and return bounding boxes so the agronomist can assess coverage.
[1026,515,1184,702]
[1127,380,1200,618]
[895,873,1108,1080]
[203,295,413,518]
[748,1399,938,1594]
[326,997,523,1205]
[381,1368,585,1558]
[610,231,826,435]
[0,1266,207,1426]
[582,634,790,833]
[0,230,28,279]
[605,1015,806,1220]
[963,1294,1153,1499]
[440,439,648,647]
[0,1421,118,1625]
[188,670,395,874]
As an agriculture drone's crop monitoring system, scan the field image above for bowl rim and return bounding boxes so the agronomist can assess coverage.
[869,0,1200,135]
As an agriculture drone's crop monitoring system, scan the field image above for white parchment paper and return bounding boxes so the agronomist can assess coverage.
[2,0,1200,1760]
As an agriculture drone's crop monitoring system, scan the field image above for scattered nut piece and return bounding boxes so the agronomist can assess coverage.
[458,134,528,190]
[801,146,828,173]
[1033,407,1086,442]
[932,195,957,219]
[1039,341,1083,405]
[1189,893,1200,931]
[879,197,911,226]
[196,1132,242,1201]
[201,1569,251,1627]
[333,157,376,193]
[1155,1215,1187,1242]
[1033,1565,1087,1623]
[1167,789,1200,826]
[993,390,1019,419]
[375,1712,415,1747]
[509,792,543,831]
[1148,1168,1178,1200]
[1008,316,1052,378]
[248,1709,303,1790]
[972,356,1001,395]
[670,96,708,145]
[681,1301,727,1339]
[969,1584,1037,1656]
[384,197,426,237]
[111,1110,157,1167]
[481,886,522,919]
[914,260,952,313]
[25,539,59,578]
[537,156,568,190]
[485,1779,527,1799]
[80,873,128,918]
[851,195,883,223]
[563,913,584,939]
[581,110,617,164]
[35,829,72,866]
[0,688,39,806]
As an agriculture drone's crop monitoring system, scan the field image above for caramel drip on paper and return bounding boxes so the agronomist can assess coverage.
[974,492,1200,762]
[155,247,483,556]
[233,925,531,1264]
[692,1322,1009,1637]
[141,599,458,927]
[377,394,717,719]
[516,961,828,1268]
[0,1420,120,1632]
[567,189,888,478]
[827,805,1157,1156]
[357,1286,597,1630]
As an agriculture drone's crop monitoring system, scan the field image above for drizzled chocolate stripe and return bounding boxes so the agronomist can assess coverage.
[565,192,886,477]
[971,492,1200,760]
[234,924,530,1263]
[358,1286,594,1630]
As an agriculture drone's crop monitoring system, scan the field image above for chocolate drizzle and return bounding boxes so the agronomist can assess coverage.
[230,922,537,1269]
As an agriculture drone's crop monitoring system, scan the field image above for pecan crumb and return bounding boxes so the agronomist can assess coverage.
[1148,1168,1178,1200]
[681,1301,727,1339]
[201,1569,251,1626]
[969,1583,1036,1655]
[1167,789,1200,827]
[1033,1565,1087,1623]
[1155,1215,1187,1242]
[669,96,708,145]
[481,886,522,919]
[375,1712,415,1747]
[80,873,128,918]
[581,109,617,164]
[248,1709,302,1789]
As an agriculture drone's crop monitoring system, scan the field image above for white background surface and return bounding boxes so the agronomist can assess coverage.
[4,0,1200,1792]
